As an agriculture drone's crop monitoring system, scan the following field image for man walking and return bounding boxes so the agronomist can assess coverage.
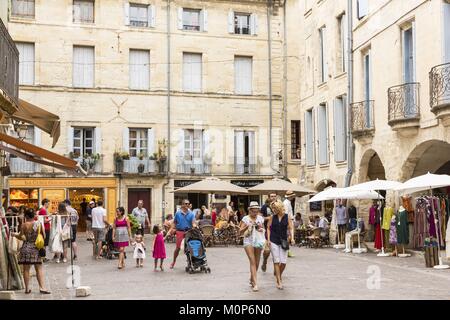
[91,200,109,259]
[65,199,79,260]
[261,192,278,272]
[283,191,296,258]
[131,200,151,236]
[165,199,196,269]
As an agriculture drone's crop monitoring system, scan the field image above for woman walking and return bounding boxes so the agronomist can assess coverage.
[55,203,70,263]
[239,201,265,292]
[113,207,131,269]
[13,208,51,294]
[267,201,294,290]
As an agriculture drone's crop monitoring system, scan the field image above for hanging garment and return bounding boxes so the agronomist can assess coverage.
[374,223,382,250]
[414,197,430,249]
[329,208,337,245]
[396,209,409,245]
[369,205,377,225]
[382,207,394,231]
[446,217,450,261]
[0,220,8,289]
[335,205,348,225]
[389,215,397,245]
[427,197,437,238]
[402,196,414,223]
[51,216,63,254]
[0,220,24,290]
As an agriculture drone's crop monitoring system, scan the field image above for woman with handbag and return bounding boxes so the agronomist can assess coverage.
[56,203,71,264]
[239,201,265,292]
[13,208,51,294]
[267,201,294,290]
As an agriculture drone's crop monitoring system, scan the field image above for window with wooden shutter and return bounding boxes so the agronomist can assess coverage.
[11,0,35,17]
[234,56,252,94]
[234,13,251,35]
[318,103,329,165]
[319,26,327,83]
[182,8,201,31]
[334,96,347,162]
[445,2,450,63]
[305,109,315,166]
[16,42,35,85]
[72,127,95,158]
[129,128,148,158]
[183,52,202,92]
[129,3,149,27]
[291,120,301,160]
[73,0,94,24]
[129,49,150,90]
[357,0,368,20]
[73,46,94,88]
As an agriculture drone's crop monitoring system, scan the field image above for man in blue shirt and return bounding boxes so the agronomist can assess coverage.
[165,199,197,269]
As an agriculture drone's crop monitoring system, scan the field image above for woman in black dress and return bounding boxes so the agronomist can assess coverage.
[13,208,51,294]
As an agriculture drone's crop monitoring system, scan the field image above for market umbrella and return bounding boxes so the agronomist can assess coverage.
[394,172,450,269]
[308,187,383,252]
[248,178,316,196]
[171,177,249,195]
[347,179,402,257]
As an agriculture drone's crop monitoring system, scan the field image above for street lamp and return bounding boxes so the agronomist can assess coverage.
[13,121,28,140]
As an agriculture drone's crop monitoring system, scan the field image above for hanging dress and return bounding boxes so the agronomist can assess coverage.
[396,209,409,245]
[389,215,397,245]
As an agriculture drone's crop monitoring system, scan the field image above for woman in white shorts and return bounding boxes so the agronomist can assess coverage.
[239,201,265,292]
[267,200,294,290]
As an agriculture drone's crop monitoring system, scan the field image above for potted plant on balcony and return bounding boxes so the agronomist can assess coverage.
[114,151,129,173]
[156,139,168,173]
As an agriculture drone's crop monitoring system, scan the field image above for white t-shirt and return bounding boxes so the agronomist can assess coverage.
[91,206,107,229]
[283,198,294,220]
[241,215,265,246]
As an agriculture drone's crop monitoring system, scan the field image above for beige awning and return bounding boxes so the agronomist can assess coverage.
[171,177,249,195]
[10,99,61,148]
[0,132,83,174]
[248,178,316,196]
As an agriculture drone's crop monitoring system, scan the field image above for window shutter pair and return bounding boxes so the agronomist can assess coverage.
[333,97,347,163]
[228,10,258,35]
[122,128,154,155]
[124,2,156,27]
[177,7,208,31]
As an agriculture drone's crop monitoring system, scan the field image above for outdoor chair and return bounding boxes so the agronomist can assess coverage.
[163,224,176,243]
[200,225,215,247]
[307,227,323,248]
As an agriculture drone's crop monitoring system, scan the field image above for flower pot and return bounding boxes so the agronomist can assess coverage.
[138,163,145,174]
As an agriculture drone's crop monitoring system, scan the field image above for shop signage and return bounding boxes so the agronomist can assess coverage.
[230,180,264,188]
[174,180,201,188]
[309,201,322,212]
[8,178,118,188]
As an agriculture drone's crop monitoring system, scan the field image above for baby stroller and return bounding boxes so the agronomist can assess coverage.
[102,226,120,259]
[184,228,211,274]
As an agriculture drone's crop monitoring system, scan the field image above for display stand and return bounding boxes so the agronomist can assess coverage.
[333,201,345,249]
[398,245,411,258]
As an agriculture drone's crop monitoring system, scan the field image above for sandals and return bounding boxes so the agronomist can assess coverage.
[25,289,31,294]
[170,262,175,269]
[39,289,51,294]
[252,285,259,292]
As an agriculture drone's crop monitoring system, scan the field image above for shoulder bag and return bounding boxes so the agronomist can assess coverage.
[35,223,45,250]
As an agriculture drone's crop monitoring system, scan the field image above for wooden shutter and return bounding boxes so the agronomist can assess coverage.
[129,50,150,90]
[123,128,129,152]
[445,3,450,62]
[33,127,41,146]
[183,53,191,91]
[124,2,130,25]
[343,13,348,72]
[248,131,256,165]
[201,8,208,32]
[178,129,185,159]
[318,105,328,165]
[17,42,35,85]
[250,13,258,35]
[95,127,102,154]
[177,7,183,30]
[305,110,315,166]
[192,53,202,92]
[148,5,155,27]
[147,128,154,156]
[235,131,245,173]
[357,0,368,19]
[228,10,234,33]
[67,126,74,153]
[203,129,210,159]
[334,98,346,162]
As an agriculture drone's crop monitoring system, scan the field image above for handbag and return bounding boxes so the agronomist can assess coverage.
[61,222,71,241]
[39,248,46,257]
[9,235,22,253]
[35,223,45,250]
[252,227,266,249]
[281,239,290,251]
[51,232,63,253]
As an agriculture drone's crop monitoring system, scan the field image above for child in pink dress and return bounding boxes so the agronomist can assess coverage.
[152,225,166,271]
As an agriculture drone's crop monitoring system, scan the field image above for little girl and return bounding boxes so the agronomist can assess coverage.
[152,225,166,271]
[133,234,146,267]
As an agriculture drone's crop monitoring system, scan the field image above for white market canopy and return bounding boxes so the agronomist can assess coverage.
[248,178,316,196]
[171,177,249,195]
[347,179,402,192]
[393,172,450,194]
[308,187,383,202]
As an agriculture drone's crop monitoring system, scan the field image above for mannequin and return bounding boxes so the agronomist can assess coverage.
[389,211,398,256]
[382,202,394,252]
[397,205,411,258]
[335,199,348,245]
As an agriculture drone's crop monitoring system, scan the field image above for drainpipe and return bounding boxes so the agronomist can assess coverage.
[162,0,171,222]
[282,0,288,178]
[267,0,278,174]
[344,0,355,187]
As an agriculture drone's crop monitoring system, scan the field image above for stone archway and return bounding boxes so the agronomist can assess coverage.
[400,140,450,180]
[358,149,386,183]
[314,179,337,192]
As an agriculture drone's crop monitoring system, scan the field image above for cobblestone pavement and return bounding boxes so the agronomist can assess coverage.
[13,234,450,300]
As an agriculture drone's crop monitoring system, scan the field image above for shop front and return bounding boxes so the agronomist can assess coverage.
[230,180,263,212]
[7,177,119,230]
[173,180,207,211]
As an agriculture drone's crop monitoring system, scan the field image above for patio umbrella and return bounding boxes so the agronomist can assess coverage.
[394,172,450,269]
[171,177,249,195]
[308,187,383,251]
[347,179,402,257]
[248,178,316,196]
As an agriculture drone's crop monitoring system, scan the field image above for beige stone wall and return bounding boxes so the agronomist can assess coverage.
[7,0,284,224]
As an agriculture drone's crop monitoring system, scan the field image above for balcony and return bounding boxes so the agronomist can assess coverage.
[9,157,38,174]
[75,157,103,174]
[0,19,19,115]
[351,100,375,139]
[231,157,260,175]
[388,83,420,133]
[115,158,157,175]
[176,157,211,175]
[430,62,450,126]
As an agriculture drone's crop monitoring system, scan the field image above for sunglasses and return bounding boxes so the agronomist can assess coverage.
[183,203,190,205]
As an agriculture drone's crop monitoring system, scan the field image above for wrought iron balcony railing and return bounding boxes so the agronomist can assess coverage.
[430,62,450,112]
[388,82,420,125]
[0,18,19,113]
[350,100,375,135]
[176,157,210,174]
[118,159,157,174]
[231,157,260,174]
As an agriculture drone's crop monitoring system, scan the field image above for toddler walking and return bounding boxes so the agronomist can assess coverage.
[133,234,146,267]
[152,225,166,271]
